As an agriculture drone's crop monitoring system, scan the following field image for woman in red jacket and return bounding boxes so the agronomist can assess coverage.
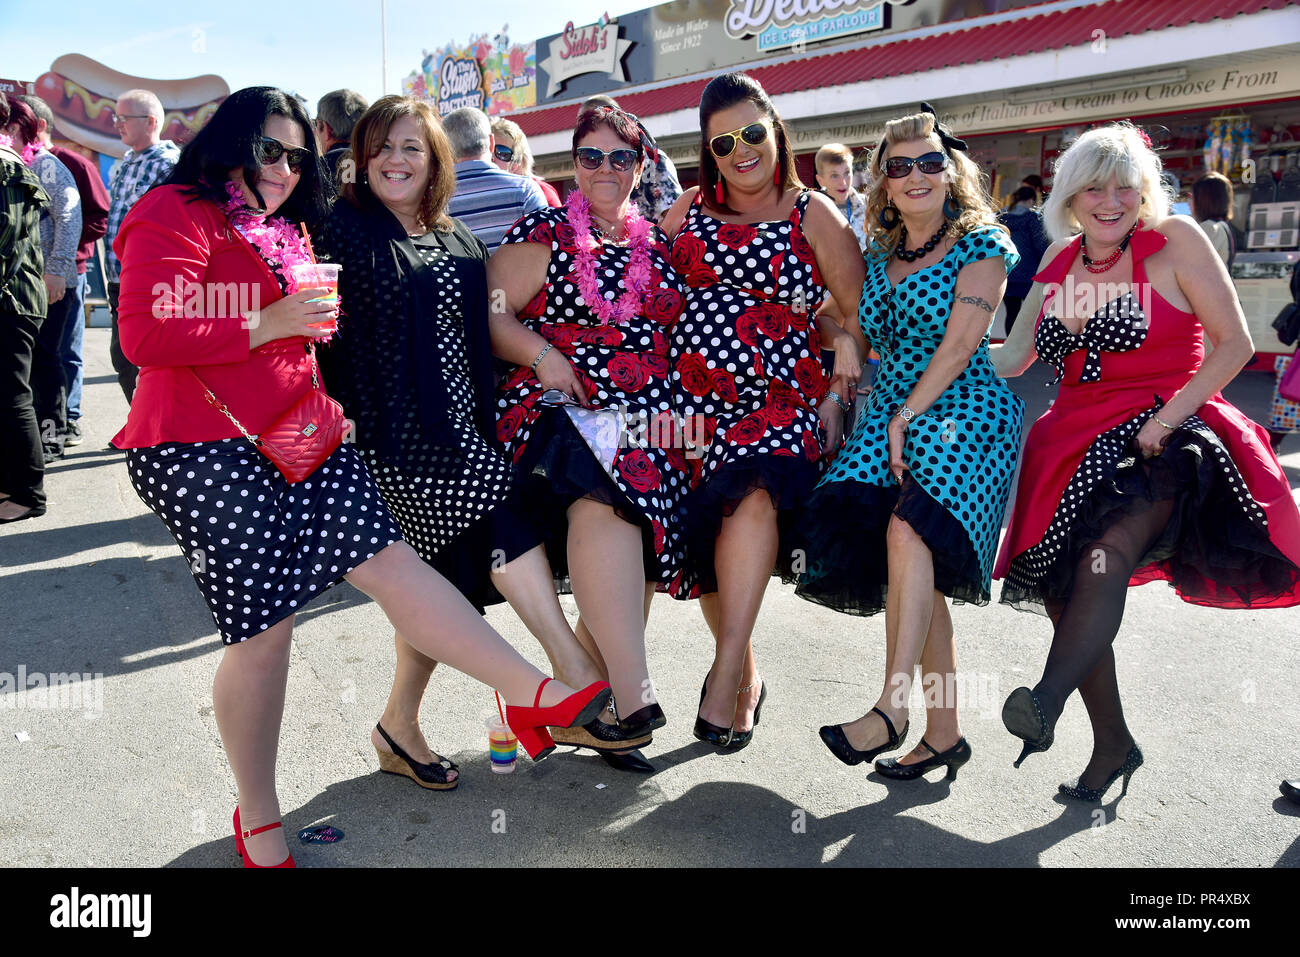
[113,87,609,867]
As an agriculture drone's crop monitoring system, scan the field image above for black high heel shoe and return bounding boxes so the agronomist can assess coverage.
[725,677,767,751]
[818,707,908,767]
[1002,686,1054,768]
[876,736,972,781]
[1059,743,1143,801]
[598,748,656,774]
[620,702,666,732]
[693,678,733,748]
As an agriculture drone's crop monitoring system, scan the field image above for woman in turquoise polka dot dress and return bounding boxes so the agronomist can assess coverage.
[794,107,1024,781]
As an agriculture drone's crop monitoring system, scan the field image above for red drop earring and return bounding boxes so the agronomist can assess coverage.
[715,176,726,206]
[774,163,782,188]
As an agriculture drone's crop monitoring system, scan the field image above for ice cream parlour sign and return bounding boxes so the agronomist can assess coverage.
[539,15,635,98]
[725,0,914,51]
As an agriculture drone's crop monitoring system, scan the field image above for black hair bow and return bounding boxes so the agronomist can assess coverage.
[920,102,968,154]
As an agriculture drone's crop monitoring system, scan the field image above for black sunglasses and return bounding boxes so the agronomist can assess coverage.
[709,122,771,158]
[575,146,639,172]
[255,136,312,173]
[493,143,515,163]
[884,151,948,178]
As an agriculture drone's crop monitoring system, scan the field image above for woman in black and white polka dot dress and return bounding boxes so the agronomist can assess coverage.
[318,98,642,781]
[488,107,691,763]
[112,90,611,865]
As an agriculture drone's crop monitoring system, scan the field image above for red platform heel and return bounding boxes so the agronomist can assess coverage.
[506,678,612,761]
[233,807,296,868]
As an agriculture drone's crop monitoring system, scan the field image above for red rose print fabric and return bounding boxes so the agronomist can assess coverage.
[495,206,691,586]
[667,190,832,598]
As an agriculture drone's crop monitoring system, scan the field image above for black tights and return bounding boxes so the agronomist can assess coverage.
[1035,497,1174,786]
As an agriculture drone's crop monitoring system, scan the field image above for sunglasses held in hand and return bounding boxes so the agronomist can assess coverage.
[708,121,771,158]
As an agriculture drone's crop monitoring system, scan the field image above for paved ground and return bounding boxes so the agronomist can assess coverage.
[2,328,1298,867]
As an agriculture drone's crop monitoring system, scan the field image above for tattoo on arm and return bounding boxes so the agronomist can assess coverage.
[956,293,994,314]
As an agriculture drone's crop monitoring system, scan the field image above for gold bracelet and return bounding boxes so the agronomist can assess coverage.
[1152,414,1177,430]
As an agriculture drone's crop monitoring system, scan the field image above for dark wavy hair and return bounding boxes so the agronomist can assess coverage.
[698,73,801,216]
[342,95,455,232]
[163,86,330,229]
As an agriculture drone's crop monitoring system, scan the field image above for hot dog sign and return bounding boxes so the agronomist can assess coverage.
[36,54,228,159]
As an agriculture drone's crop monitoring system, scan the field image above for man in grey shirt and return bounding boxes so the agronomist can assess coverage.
[444,108,544,253]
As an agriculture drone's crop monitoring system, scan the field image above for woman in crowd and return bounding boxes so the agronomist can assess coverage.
[317,95,646,783]
[112,87,610,866]
[1191,171,1237,268]
[998,184,1049,334]
[0,95,50,524]
[796,107,1023,780]
[490,117,561,206]
[486,106,689,773]
[3,95,80,464]
[993,123,1300,801]
[660,73,865,750]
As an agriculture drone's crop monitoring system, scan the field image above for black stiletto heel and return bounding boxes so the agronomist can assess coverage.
[818,706,908,767]
[693,679,733,748]
[876,736,972,781]
[1002,687,1054,767]
[1059,743,1143,801]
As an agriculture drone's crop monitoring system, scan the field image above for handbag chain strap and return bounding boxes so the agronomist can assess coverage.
[190,341,321,445]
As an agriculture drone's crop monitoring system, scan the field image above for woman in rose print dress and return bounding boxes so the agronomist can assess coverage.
[487,106,689,773]
[660,73,866,751]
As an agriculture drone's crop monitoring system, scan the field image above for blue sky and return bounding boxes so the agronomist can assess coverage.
[1,0,650,106]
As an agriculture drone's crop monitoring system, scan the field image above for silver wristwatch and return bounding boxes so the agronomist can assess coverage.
[895,406,917,424]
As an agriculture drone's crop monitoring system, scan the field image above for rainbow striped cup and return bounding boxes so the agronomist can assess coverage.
[486,718,518,774]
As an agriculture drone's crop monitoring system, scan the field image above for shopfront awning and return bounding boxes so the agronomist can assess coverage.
[511,0,1291,138]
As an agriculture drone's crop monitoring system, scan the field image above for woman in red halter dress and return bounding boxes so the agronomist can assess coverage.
[992,123,1300,803]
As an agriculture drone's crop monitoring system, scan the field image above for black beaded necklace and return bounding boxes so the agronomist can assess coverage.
[895,222,947,262]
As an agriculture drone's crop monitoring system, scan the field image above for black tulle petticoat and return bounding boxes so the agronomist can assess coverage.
[1000,413,1300,613]
[671,453,822,598]
[790,475,986,617]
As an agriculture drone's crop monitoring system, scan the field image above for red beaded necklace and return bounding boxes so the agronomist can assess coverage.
[1081,223,1138,274]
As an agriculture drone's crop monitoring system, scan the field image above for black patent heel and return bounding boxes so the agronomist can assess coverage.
[1002,686,1054,768]
[818,706,908,767]
[693,678,733,748]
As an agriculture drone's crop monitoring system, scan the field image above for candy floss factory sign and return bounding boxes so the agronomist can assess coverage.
[725,0,914,51]
[538,17,634,98]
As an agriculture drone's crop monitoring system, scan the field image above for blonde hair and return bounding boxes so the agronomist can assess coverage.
[815,142,852,174]
[864,111,1001,256]
[490,116,533,176]
[1043,122,1171,241]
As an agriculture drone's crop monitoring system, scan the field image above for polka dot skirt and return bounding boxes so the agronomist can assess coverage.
[364,243,515,562]
[817,225,1025,594]
[126,440,402,644]
[494,206,691,586]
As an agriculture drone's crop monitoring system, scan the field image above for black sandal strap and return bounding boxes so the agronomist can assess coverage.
[375,721,455,770]
[917,737,939,758]
[870,706,899,744]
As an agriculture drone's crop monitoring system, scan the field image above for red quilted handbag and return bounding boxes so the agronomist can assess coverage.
[190,342,347,483]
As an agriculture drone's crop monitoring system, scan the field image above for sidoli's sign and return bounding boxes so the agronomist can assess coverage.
[539,18,634,98]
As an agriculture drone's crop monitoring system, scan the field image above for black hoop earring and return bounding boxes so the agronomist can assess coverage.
[943,193,962,220]
[879,203,901,229]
